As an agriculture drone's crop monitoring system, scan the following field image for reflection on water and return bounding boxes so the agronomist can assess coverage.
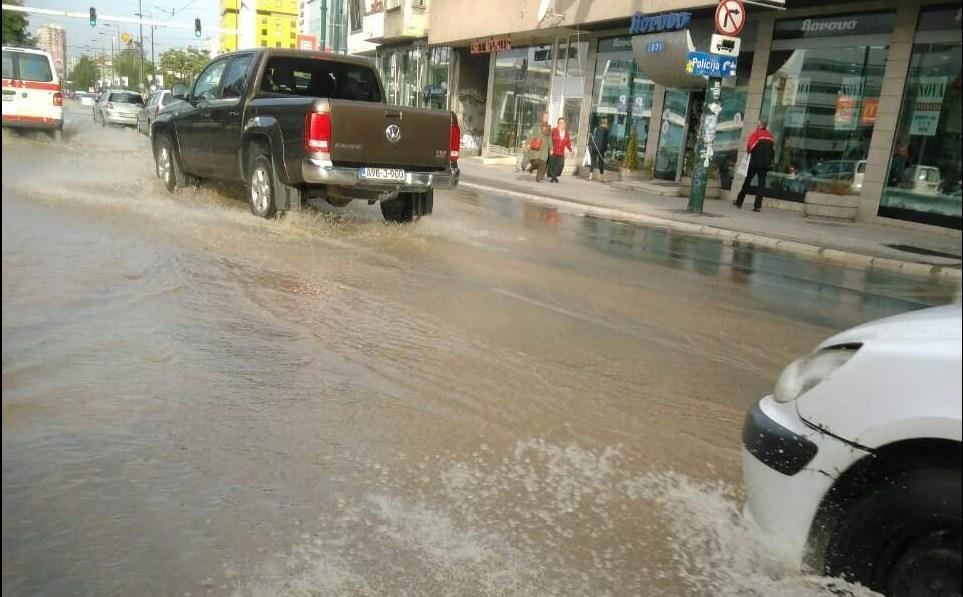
[513,202,959,328]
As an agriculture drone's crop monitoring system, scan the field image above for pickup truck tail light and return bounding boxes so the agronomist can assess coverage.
[305,111,331,154]
[53,91,63,107]
[449,121,460,163]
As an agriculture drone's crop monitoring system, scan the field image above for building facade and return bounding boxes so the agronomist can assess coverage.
[423,0,962,232]
[299,0,350,52]
[35,24,67,79]
[220,0,300,53]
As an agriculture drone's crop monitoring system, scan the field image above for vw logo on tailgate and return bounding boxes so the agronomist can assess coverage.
[385,124,402,143]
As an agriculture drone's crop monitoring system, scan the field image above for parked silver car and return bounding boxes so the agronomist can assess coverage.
[136,89,174,137]
[93,89,144,127]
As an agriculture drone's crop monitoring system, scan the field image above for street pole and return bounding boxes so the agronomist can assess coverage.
[686,76,721,213]
[138,0,144,92]
[150,25,155,89]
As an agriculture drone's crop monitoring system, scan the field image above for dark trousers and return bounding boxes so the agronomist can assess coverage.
[528,158,547,182]
[736,167,768,210]
[547,155,564,179]
[590,149,605,175]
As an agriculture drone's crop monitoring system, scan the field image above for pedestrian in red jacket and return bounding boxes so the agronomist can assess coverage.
[734,121,776,212]
[548,117,573,183]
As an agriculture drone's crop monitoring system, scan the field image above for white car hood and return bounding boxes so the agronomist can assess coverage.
[819,303,962,348]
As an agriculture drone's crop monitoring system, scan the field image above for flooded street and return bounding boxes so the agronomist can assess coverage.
[3,106,959,597]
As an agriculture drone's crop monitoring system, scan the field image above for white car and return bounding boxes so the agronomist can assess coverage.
[1,45,63,140]
[742,304,961,596]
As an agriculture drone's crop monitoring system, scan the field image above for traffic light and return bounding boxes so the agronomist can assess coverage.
[89,7,97,27]
[194,18,201,38]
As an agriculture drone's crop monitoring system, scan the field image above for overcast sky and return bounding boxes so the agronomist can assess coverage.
[24,0,221,61]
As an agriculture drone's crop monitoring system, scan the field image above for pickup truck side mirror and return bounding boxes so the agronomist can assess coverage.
[171,83,189,101]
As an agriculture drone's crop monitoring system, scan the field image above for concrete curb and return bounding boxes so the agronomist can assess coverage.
[459,180,963,282]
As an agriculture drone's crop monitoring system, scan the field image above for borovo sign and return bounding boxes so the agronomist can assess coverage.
[471,36,512,54]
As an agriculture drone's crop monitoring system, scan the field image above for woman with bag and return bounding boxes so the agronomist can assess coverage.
[525,120,551,183]
[547,117,573,183]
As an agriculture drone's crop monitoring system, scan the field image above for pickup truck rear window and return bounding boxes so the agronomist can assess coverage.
[260,56,382,103]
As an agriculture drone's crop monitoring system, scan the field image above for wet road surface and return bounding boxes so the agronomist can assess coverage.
[3,105,959,597]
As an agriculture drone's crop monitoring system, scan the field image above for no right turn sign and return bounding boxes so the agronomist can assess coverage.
[715,0,745,36]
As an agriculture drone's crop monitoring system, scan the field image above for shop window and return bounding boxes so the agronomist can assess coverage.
[758,11,893,201]
[489,46,552,152]
[590,36,655,172]
[879,5,962,229]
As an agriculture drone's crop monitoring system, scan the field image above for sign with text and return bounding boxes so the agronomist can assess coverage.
[909,76,947,136]
[296,35,318,51]
[860,98,878,126]
[629,11,692,35]
[470,36,511,54]
[773,11,895,40]
[686,52,737,78]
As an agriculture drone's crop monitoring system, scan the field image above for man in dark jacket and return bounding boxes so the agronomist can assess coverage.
[734,120,776,212]
[588,117,610,181]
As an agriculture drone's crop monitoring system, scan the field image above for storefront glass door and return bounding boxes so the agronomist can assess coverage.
[488,46,552,152]
[654,89,690,180]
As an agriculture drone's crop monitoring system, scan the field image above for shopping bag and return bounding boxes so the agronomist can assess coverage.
[582,150,592,167]
[737,154,750,178]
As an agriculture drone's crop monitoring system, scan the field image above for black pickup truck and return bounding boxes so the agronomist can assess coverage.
[151,49,459,222]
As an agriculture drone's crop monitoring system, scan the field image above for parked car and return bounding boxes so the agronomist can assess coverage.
[1,45,64,141]
[151,49,459,222]
[798,159,867,193]
[94,89,144,127]
[742,304,961,597]
[901,165,942,196]
[137,89,174,137]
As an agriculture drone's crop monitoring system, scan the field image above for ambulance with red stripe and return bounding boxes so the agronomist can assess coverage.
[2,46,64,140]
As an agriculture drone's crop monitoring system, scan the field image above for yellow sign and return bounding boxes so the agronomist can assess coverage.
[120,32,132,44]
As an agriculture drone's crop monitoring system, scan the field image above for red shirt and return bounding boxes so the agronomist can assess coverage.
[747,128,775,153]
[551,127,572,156]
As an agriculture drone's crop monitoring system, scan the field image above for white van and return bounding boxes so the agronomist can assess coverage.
[2,46,64,140]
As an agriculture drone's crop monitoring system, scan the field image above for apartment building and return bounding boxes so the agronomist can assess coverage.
[35,23,67,79]
[220,0,300,53]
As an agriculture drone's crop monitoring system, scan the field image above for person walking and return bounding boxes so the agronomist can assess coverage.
[734,120,776,212]
[588,117,610,182]
[525,119,551,183]
[548,117,573,183]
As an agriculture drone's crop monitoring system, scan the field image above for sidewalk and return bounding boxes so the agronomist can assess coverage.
[458,159,963,281]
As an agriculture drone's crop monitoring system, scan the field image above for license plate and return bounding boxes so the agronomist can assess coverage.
[361,167,405,181]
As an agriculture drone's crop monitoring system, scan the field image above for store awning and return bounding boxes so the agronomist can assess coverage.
[631,30,707,90]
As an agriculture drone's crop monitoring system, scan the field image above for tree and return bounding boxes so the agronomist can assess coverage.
[70,56,98,91]
[114,47,154,88]
[2,0,33,46]
[157,47,210,86]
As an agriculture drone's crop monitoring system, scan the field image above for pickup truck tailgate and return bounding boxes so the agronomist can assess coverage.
[328,101,451,170]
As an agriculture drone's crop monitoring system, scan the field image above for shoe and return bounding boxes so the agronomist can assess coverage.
[752,207,761,212]
[588,173,594,181]
[733,201,742,209]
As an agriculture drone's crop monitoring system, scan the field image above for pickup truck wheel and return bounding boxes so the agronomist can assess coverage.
[248,155,277,218]
[823,467,961,596]
[380,194,415,223]
[155,136,185,193]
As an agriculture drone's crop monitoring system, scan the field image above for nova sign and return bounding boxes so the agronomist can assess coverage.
[630,11,692,35]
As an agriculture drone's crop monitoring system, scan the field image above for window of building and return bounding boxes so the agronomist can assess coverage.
[261,29,268,35]
[757,11,894,202]
[488,46,553,152]
[290,31,297,38]
[589,36,655,171]
[349,0,363,33]
[879,4,962,229]
[261,41,268,47]
[276,41,282,48]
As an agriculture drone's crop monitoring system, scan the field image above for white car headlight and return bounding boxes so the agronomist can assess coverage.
[773,347,858,403]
